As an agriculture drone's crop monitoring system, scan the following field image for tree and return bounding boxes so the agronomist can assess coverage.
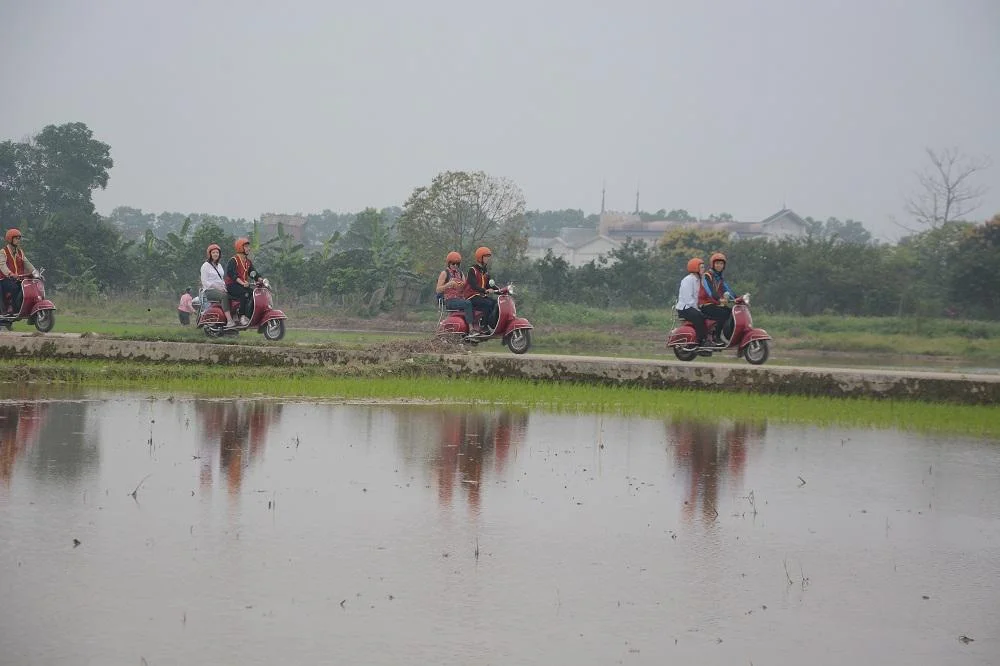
[947,214,1000,318]
[0,123,113,227]
[905,147,991,229]
[805,216,872,245]
[398,171,527,274]
[0,123,121,291]
[656,227,731,265]
[326,207,416,309]
[665,209,696,222]
[107,206,159,242]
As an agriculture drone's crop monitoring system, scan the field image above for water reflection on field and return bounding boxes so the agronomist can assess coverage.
[1,391,998,666]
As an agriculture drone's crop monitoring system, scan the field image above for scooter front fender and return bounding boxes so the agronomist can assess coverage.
[29,300,55,316]
[738,327,772,348]
[260,308,287,322]
[507,317,533,331]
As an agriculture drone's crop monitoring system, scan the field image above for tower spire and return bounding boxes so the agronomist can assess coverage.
[634,182,640,215]
[601,179,606,214]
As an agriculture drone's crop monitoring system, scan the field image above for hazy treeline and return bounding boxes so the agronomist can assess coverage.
[1,123,996,319]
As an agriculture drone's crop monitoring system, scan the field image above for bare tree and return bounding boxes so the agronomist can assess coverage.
[905,147,991,229]
[399,171,527,273]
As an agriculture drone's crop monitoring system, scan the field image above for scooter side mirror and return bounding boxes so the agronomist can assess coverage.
[488,279,497,288]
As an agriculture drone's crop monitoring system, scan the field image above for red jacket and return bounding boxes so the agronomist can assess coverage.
[462,264,490,299]
[3,246,25,276]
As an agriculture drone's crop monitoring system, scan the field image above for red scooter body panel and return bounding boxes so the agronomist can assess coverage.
[506,317,533,332]
[29,299,55,317]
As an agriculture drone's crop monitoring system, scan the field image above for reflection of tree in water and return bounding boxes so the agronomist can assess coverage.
[433,409,527,515]
[194,401,282,496]
[668,419,766,526]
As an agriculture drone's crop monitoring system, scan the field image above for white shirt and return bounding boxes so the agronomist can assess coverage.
[201,261,226,291]
[675,273,701,310]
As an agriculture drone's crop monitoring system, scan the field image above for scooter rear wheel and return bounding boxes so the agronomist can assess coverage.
[673,345,698,362]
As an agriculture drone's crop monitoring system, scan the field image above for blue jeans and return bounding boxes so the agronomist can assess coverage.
[1,277,22,313]
[445,298,474,328]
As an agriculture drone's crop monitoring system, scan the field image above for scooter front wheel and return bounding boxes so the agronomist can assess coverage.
[262,319,285,341]
[506,328,531,354]
[34,310,54,333]
[744,339,769,365]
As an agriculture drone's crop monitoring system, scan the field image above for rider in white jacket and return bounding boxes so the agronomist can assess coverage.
[200,243,236,328]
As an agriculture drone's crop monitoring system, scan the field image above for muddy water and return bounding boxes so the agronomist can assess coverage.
[1,392,998,666]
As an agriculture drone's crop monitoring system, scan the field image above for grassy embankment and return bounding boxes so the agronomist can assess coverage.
[2,357,998,438]
[34,297,1000,367]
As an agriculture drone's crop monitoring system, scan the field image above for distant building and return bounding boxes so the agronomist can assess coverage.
[526,229,619,267]
[525,209,809,267]
[260,213,307,243]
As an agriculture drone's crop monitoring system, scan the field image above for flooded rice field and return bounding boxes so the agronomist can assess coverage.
[1,390,998,666]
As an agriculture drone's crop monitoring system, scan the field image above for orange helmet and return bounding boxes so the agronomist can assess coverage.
[206,243,221,260]
[234,237,251,253]
[686,257,704,273]
[474,246,492,264]
[446,251,462,264]
[710,252,727,266]
[5,228,22,243]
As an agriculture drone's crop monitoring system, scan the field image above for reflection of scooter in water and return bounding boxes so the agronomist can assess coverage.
[0,401,49,490]
[194,401,282,496]
[668,419,766,525]
[434,409,528,515]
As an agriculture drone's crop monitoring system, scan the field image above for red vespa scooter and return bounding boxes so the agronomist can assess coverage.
[437,282,534,354]
[0,268,56,333]
[666,293,771,365]
[195,277,287,341]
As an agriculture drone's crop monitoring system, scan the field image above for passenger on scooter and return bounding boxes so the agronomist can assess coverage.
[201,243,236,328]
[699,252,736,344]
[225,238,259,326]
[436,251,475,333]
[0,229,36,315]
[463,246,499,335]
[675,257,714,347]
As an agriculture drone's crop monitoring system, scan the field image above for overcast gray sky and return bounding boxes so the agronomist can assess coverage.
[2,0,997,239]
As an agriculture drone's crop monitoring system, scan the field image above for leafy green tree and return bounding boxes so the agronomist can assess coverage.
[657,228,732,266]
[804,216,873,245]
[108,206,156,240]
[255,225,305,295]
[948,214,1000,318]
[0,122,122,291]
[664,209,696,222]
